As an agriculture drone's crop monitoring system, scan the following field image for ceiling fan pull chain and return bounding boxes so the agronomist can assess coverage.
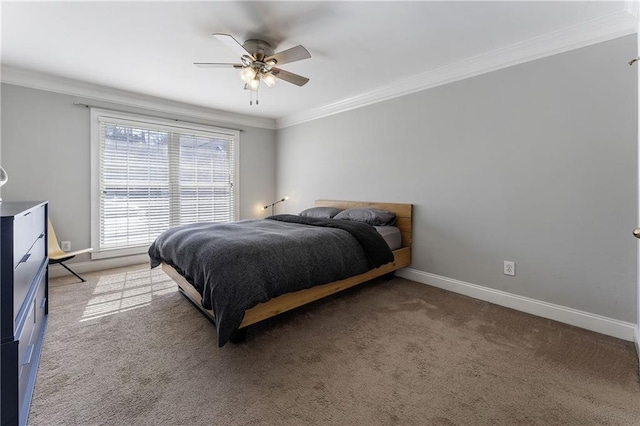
[256,87,259,105]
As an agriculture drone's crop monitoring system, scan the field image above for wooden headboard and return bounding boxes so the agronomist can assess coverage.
[315,200,412,248]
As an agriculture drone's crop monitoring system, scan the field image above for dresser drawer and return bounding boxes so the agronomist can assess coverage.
[14,236,45,326]
[12,205,45,270]
[33,273,47,354]
[16,300,36,408]
[17,273,46,420]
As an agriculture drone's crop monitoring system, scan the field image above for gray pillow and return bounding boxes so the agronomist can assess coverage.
[299,206,343,219]
[333,208,396,226]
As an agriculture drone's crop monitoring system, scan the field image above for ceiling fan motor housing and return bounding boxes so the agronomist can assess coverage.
[243,39,274,61]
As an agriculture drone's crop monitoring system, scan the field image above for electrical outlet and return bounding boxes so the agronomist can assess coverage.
[504,261,515,276]
[61,241,71,251]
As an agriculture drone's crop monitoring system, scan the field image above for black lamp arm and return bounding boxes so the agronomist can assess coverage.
[263,197,288,215]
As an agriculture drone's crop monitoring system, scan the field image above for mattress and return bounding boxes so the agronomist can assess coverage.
[375,226,402,250]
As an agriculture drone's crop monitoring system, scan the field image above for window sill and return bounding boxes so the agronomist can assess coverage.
[91,245,150,260]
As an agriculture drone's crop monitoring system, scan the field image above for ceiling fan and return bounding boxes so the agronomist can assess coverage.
[195,33,311,105]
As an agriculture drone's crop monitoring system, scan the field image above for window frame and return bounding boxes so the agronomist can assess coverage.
[90,108,240,259]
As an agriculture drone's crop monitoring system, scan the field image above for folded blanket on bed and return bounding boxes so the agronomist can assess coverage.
[148,216,393,347]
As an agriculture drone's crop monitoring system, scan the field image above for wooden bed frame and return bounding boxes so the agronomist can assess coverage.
[161,200,412,340]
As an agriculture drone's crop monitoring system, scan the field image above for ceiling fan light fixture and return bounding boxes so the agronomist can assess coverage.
[240,66,256,83]
[263,72,277,87]
[247,76,261,91]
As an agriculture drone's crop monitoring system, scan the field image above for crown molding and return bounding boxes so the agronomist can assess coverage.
[0,66,277,130]
[624,0,639,19]
[3,7,636,132]
[276,9,638,129]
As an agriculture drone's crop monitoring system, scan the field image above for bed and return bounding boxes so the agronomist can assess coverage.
[150,200,412,346]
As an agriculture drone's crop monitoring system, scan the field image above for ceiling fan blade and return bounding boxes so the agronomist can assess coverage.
[265,45,311,66]
[194,62,243,68]
[212,33,253,58]
[270,68,309,87]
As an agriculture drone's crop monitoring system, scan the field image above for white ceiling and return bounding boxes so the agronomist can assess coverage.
[1,1,637,126]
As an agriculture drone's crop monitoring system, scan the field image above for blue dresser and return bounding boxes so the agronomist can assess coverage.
[0,201,48,426]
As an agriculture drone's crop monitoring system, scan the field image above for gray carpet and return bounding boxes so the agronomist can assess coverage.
[29,265,640,425]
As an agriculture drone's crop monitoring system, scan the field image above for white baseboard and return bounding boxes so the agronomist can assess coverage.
[396,268,637,342]
[49,254,150,278]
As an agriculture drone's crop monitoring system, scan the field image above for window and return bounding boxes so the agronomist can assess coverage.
[91,109,239,259]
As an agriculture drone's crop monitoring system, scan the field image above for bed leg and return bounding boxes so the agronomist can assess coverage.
[229,327,248,344]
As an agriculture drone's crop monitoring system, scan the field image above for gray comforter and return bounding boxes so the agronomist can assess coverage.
[148,214,394,346]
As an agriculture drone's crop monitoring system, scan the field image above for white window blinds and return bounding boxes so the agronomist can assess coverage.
[91,110,238,258]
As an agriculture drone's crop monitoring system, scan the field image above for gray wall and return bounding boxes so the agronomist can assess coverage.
[277,35,638,323]
[1,84,277,262]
